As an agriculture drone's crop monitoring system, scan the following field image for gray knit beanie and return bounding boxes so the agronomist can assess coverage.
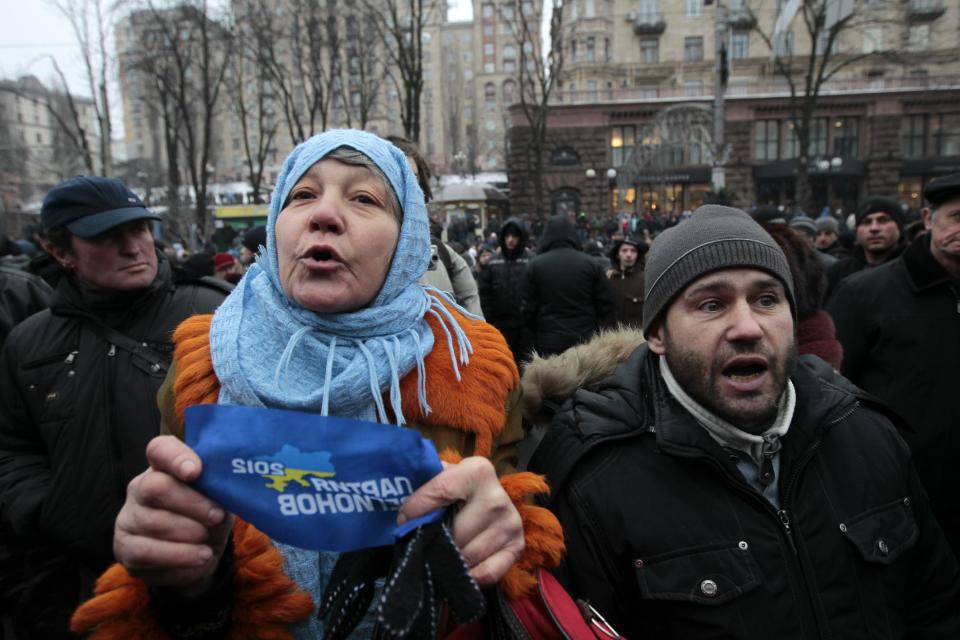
[642,205,796,335]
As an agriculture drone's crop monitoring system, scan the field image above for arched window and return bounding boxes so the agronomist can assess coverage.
[550,146,581,166]
[502,79,517,105]
[484,82,496,104]
[551,188,581,216]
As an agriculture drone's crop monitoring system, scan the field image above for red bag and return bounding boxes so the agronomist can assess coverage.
[445,568,624,640]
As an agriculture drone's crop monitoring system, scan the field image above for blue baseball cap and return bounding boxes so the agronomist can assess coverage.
[41,176,161,238]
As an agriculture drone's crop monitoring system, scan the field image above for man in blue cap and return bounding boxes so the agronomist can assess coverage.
[0,176,230,638]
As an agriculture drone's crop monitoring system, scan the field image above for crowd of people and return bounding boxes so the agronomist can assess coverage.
[0,129,958,639]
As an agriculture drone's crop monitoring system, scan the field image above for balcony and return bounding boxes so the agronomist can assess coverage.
[727,8,757,29]
[633,12,666,35]
[907,0,946,21]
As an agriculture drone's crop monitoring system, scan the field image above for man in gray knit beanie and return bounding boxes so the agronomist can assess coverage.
[643,204,796,336]
[529,202,960,638]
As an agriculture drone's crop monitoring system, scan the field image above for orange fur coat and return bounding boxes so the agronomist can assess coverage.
[72,298,564,639]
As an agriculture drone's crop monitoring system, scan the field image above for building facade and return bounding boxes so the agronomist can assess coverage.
[0,75,100,212]
[506,0,960,218]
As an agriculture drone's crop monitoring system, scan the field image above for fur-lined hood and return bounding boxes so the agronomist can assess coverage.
[521,327,646,425]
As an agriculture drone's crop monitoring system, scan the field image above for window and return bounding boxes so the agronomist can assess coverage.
[781,122,798,158]
[482,3,494,17]
[638,85,658,99]
[900,115,927,158]
[730,32,749,59]
[503,79,517,103]
[832,118,859,157]
[484,23,494,36]
[611,125,636,166]
[501,3,514,20]
[484,82,496,103]
[683,80,704,97]
[233,137,240,150]
[584,0,595,17]
[522,1,534,15]
[550,146,581,165]
[810,118,828,156]
[484,43,494,55]
[933,114,960,156]
[684,36,704,61]
[570,38,577,61]
[754,120,779,161]
[685,0,702,17]
[36,132,42,144]
[640,38,659,64]
[862,27,883,54]
[464,68,473,80]
[503,59,516,72]
[604,37,611,62]
[485,118,497,131]
[908,24,930,52]
[585,37,595,62]
[484,62,495,73]
[587,79,598,100]
[639,0,659,22]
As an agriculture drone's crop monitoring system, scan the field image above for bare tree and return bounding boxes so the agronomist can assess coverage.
[229,9,279,204]
[123,0,234,249]
[751,0,897,211]
[363,0,441,140]
[52,0,114,175]
[341,13,384,129]
[509,0,567,218]
[0,70,96,176]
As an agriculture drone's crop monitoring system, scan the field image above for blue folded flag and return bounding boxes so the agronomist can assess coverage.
[185,404,445,552]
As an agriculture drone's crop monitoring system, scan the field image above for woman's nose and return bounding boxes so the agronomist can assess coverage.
[307,195,344,234]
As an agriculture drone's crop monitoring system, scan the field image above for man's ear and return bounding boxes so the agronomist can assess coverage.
[922,207,933,230]
[647,321,666,355]
[46,240,74,269]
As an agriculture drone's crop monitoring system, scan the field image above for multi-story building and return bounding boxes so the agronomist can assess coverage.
[0,75,100,212]
[508,0,960,218]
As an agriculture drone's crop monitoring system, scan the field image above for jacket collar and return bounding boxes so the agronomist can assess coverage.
[649,351,860,459]
[901,234,956,292]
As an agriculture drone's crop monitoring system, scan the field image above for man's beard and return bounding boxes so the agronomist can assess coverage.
[663,333,797,434]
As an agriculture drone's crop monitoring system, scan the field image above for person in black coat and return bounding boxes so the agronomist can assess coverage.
[521,214,613,357]
[606,236,646,328]
[825,197,906,300]
[478,217,535,363]
[0,264,52,348]
[827,173,960,558]
[0,177,229,638]
[529,205,960,639]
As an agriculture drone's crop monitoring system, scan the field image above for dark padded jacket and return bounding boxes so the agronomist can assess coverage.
[521,215,613,356]
[0,255,229,637]
[530,346,960,640]
[479,217,533,329]
[0,264,53,348]
[825,242,904,302]
[827,235,960,528]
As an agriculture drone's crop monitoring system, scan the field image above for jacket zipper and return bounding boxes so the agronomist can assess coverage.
[661,399,859,640]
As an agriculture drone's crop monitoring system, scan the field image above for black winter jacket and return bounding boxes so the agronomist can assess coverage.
[827,235,960,522]
[0,265,52,348]
[0,255,228,636]
[606,267,644,328]
[825,242,904,301]
[522,215,613,356]
[530,346,960,639]
[479,218,533,329]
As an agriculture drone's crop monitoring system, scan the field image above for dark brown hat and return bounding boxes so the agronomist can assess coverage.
[923,173,960,208]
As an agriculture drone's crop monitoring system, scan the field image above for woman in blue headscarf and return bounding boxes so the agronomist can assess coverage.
[73,131,563,638]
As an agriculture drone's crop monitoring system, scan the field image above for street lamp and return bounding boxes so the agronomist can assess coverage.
[585,168,597,179]
[606,168,617,181]
[830,157,843,169]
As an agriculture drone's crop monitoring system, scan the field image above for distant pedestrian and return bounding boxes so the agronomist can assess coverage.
[479,217,534,363]
[522,214,613,356]
[606,236,646,328]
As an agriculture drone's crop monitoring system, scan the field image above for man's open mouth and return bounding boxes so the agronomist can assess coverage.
[722,361,768,382]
